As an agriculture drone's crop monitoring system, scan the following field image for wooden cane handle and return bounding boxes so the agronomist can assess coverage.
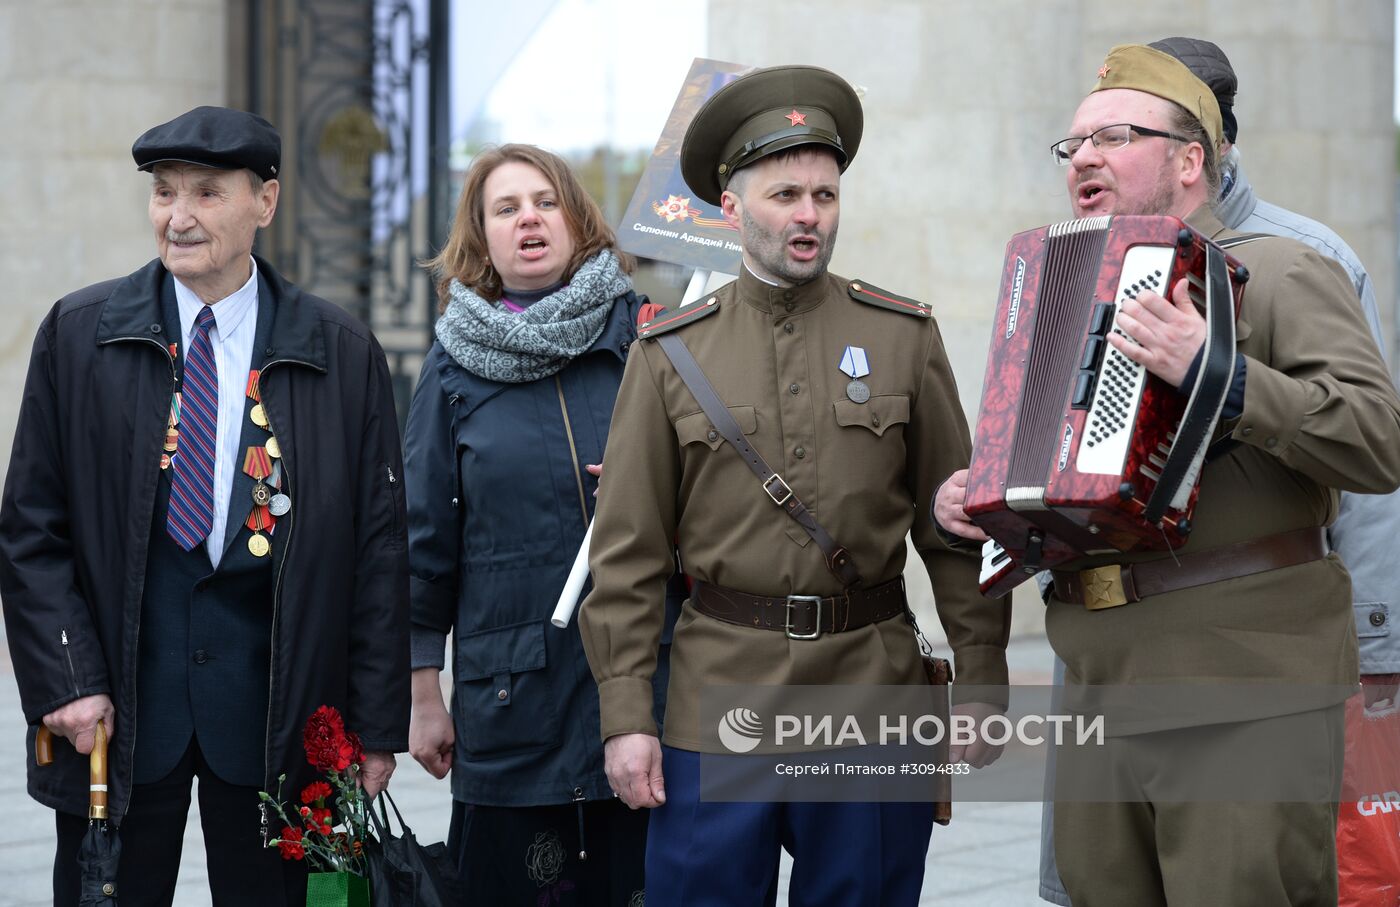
[35,726,53,766]
[90,719,108,820]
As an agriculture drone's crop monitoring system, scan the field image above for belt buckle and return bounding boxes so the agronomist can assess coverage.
[784,595,823,640]
[1079,565,1128,610]
[763,474,793,506]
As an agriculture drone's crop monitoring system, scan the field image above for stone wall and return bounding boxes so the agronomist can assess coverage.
[0,0,226,470]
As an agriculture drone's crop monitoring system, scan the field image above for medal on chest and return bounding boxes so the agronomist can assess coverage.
[839,345,871,403]
[240,368,287,557]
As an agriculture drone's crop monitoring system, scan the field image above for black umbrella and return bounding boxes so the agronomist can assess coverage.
[38,720,121,904]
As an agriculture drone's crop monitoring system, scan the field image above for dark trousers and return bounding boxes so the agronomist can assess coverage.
[448,797,648,906]
[54,738,307,907]
[646,745,935,907]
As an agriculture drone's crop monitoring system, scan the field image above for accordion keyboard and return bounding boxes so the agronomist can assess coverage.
[1076,244,1177,476]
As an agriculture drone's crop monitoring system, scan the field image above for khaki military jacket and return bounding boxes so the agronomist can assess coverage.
[580,267,1011,751]
[1047,206,1400,724]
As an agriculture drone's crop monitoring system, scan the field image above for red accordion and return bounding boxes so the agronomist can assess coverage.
[965,215,1248,597]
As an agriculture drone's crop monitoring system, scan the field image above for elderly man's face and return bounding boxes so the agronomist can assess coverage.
[721,148,840,286]
[1063,89,1188,220]
[149,164,279,303]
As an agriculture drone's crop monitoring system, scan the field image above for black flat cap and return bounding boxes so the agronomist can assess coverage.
[1148,37,1239,142]
[132,106,281,181]
[680,65,863,206]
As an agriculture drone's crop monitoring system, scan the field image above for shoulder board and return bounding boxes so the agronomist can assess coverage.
[637,296,721,339]
[847,279,931,318]
[636,300,665,330]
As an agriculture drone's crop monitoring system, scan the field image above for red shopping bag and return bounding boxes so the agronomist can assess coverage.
[1338,678,1400,907]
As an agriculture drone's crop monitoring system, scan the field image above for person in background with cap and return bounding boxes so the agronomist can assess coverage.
[0,106,409,905]
[1034,36,1400,907]
[937,44,1400,905]
[577,64,1011,905]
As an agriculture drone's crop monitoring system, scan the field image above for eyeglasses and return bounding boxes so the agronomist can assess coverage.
[1050,123,1190,165]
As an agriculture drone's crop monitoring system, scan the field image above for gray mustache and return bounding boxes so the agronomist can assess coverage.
[166,230,208,243]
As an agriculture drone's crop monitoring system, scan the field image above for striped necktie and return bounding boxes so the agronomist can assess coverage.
[167,305,219,551]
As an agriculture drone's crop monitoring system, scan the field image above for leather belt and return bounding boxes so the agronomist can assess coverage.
[691,578,907,640]
[1052,527,1327,610]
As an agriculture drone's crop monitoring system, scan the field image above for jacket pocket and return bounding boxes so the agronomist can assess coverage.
[455,621,560,758]
[832,395,910,437]
[674,405,758,450]
[1355,602,1390,639]
[383,462,407,552]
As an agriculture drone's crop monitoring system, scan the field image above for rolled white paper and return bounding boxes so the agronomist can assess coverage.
[551,520,593,628]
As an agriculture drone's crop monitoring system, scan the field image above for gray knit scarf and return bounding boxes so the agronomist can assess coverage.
[436,250,630,383]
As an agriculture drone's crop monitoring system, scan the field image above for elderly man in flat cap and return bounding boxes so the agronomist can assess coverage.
[0,106,408,905]
[1035,37,1400,907]
[577,65,1011,904]
[938,45,1400,906]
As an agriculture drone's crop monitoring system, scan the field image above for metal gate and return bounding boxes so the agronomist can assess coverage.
[240,0,450,421]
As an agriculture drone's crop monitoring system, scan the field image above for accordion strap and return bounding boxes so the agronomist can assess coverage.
[1144,242,1237,524]
[654,332,863,588]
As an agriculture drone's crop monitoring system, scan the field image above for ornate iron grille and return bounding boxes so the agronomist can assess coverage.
[243,0,449,423]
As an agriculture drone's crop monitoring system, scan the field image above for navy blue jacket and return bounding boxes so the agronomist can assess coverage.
[405,291,679,807]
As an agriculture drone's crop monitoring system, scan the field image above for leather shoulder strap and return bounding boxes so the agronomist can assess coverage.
[653,332,862,588]
[847,279,933,319]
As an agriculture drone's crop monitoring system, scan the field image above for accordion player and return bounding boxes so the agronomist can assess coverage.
[965,215,1248,598]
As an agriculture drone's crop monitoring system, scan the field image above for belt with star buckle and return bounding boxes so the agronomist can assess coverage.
[1051,528,1327,610]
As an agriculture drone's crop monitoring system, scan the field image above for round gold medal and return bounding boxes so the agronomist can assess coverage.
[265,437,281,459]
[248,533,271,557]
[250,404,268,428]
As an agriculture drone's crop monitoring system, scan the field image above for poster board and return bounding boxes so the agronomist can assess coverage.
[617,57,749,273]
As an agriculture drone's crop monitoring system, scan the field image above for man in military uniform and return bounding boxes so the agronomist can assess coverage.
[936,45,1400,906]
[1035,36,1400,907]
[578,65,1012,904]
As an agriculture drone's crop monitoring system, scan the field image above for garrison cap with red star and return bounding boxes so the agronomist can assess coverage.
[680,64,864,206]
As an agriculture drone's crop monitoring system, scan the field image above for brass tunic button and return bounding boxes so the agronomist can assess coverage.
[783,291,794,302]
[707,429,719,442]
[783,323,794,334]
[784,302,795,312]
[1241,426,1253,436]
[795,446,806,458]
[789,383,800,395]
[1370,611,1386,627]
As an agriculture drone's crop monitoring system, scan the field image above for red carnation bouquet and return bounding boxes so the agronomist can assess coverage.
[259,705,372,874]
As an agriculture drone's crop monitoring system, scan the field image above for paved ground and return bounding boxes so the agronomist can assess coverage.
[0,630,1056,905]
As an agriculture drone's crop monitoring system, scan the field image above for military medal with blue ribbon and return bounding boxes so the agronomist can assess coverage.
[839,345,871,403]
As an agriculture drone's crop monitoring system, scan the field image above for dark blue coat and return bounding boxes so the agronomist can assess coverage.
[405,291,680,807]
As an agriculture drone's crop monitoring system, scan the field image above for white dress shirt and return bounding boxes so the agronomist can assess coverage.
[173,260,259,567]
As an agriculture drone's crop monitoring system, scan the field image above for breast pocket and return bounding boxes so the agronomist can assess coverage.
[674,405,758,450]
[830,393,911,471]
[455,620,560,758]
[832,395,910,436]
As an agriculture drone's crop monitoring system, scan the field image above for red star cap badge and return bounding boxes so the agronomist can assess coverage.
[785,109,807,127]
[1097,64,1110,79]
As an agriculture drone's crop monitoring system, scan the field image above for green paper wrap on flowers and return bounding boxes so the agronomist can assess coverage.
[307,870,371,907]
